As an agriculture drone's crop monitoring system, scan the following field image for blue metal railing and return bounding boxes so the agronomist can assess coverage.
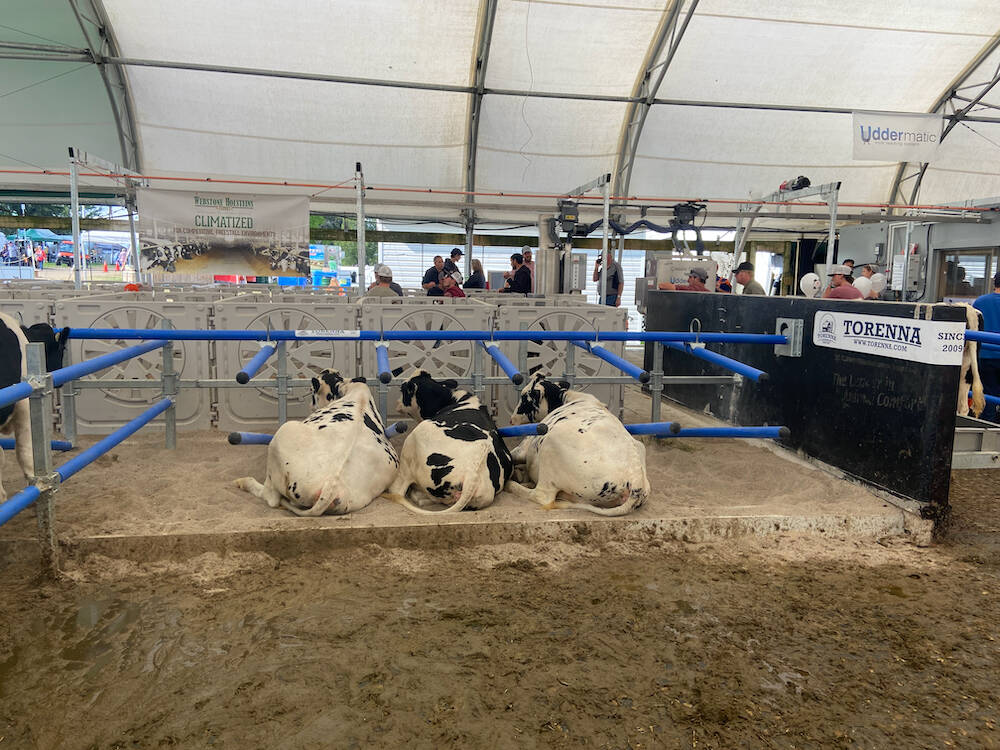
[236,344,277,384]
[0,381,34,411]
[228,420,410,446]
[965,330,1000,347]
[664,342,769,382]
[482,343,524,385]
[0,338,173,528]
[0,438,73,452]
[376,345,392,384]
[56,398,174,483]
[573,341,650,383]
[52,340,167,387]
[0,485,41,527]
[64,328,788,345]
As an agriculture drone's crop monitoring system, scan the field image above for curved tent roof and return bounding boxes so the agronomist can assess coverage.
[2,0,1000,225]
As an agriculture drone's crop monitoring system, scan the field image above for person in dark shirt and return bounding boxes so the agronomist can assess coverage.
[422,255,445,295]
[464,258,486,289]
[974,271,1000,421]
[499,253,532,294]
[443,247,464,276]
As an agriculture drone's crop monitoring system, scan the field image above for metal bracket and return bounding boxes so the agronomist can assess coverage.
[30,472,62,493]
[774,318,804,357]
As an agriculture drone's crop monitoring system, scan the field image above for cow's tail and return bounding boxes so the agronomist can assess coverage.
[965,305,986,418]
[281,479,348,516]
[969,340,986,417]
[548,481,646,517]
[382,443,491,514]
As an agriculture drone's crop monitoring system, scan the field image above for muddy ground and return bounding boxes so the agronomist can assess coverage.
[0,468,997,749]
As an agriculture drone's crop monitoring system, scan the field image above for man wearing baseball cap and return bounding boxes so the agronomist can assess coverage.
[822,264,863,299]
[658,267,710,292]
[443,247,464,277]
[367,264,402,297]
[734,261,766,295]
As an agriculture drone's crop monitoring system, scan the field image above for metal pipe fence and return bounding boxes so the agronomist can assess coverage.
[1,323,789,573]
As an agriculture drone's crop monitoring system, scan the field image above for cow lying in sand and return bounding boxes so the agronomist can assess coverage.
[957,303,986,418]
[0,313,68,501]
[234,369,398,515]
[506,373,649,516]
[384,370,512,513]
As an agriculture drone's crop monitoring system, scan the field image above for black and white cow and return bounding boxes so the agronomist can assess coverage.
[234,369,398,515]
[957,303,986,418]
[385,370,512,513]
[0,312,69,500]
[507,373,650,515]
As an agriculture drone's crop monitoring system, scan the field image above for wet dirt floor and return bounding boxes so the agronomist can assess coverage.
[1,468,998,749]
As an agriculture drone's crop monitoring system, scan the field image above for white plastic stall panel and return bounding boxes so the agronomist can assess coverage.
[53,300,213,434]
[213,302,361,431]
[361,299,494,418]
[495,305,627,422]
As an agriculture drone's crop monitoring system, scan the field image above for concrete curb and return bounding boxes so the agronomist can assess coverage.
[0,509,923,565]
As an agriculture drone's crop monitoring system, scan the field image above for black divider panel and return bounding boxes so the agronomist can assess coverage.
[643,291,965,520]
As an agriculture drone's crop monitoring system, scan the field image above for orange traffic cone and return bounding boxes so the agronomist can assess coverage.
[103,262,108,272]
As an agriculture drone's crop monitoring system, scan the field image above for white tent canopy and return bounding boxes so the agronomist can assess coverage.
[2,0,1000,225]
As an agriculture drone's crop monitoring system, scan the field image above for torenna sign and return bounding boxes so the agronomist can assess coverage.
[852,111,943,162]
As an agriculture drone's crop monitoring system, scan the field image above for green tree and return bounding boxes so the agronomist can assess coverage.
[310,214,377,265]
[0,203,70,217]
[0,203,117,219]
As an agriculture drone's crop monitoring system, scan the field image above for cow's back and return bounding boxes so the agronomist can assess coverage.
[529,395,648,503]
[267,383,398,512]
[0,313,28,428]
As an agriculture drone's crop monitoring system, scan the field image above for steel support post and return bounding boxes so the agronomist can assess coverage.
[26,343,58,573]
[160,322,177,449]
[472,342,485,403]
[60,344,78,447]
[378,379,389,424]
[276,340,288,425]
[465,217,474,278]
[126,185,142,284]
[601,179,611,302]
[69,152,82,290]
[355,163,366,289]
[900,222,913,302]
[650,343,664,423]
[825,187,839,268]
[517,323,528,375]
[562,339,576,386]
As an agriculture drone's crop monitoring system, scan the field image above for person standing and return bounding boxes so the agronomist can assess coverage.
[822,264,863,299]
[422,255,445,295]
[592,250,624,306]
[500,253,532,294]
[734,262,766,295]
[464,258,486,289]
[522,247,535,292]
[974,271,1000,421]
[443,247,464,279]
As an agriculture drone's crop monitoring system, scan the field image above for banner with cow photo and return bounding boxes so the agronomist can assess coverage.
[138,189,310,277]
